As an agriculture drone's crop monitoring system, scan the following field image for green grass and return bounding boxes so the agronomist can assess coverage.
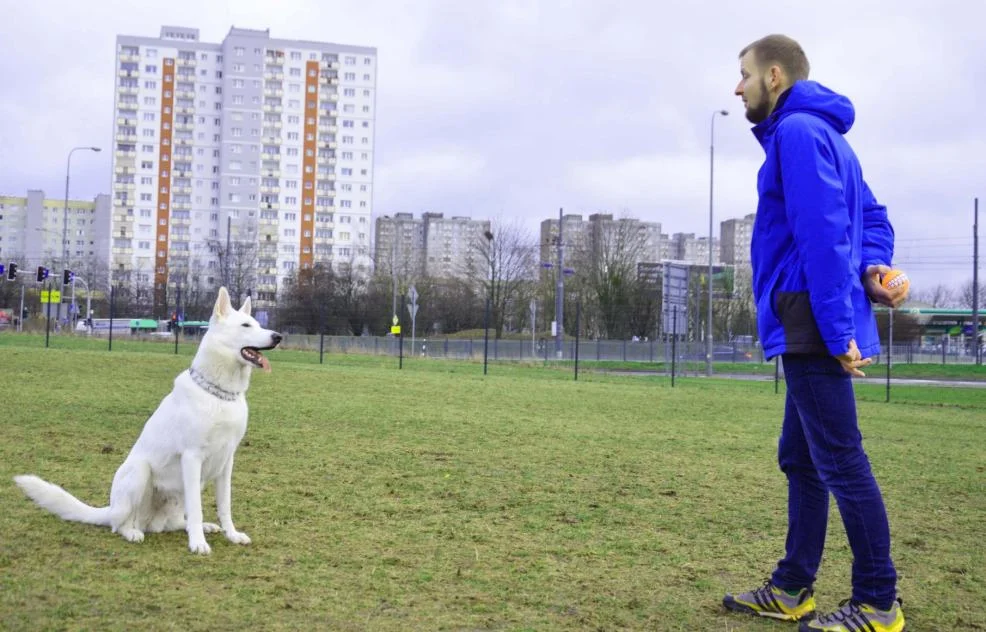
[0,338,984,630]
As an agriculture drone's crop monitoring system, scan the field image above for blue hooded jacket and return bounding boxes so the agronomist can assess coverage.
[749,80,895,360]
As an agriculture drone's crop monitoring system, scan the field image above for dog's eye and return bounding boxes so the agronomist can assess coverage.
[241,323,251,328]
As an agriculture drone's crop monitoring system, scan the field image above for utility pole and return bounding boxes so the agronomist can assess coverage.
[974,197,980,365]
[554,207,564,359]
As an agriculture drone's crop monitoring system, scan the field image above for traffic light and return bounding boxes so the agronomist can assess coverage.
[63,269,74,285]
[36,266,49,283]
[5,262,15,280]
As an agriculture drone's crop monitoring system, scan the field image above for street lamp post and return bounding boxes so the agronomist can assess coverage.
[63,146,101,323]
[707,110,728,378]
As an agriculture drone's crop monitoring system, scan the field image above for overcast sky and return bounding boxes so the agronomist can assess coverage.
[1,0,983,293]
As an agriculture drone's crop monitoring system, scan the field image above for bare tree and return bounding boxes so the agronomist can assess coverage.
[583,215,655,340]
[911,283,957,308]
[207,237,258,306]
[957,280,985,310]
[468,216,539,338]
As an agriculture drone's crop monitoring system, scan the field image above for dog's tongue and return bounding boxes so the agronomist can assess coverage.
[260,354,271,373]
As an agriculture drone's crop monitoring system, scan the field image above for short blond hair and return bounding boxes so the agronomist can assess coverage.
[739,34,810,81]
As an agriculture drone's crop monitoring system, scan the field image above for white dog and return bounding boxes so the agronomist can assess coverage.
[14,287,282,554]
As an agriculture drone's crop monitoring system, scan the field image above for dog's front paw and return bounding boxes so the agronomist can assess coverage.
[225,530,251,545]
[188,537,212,555]
[120,528,144,543]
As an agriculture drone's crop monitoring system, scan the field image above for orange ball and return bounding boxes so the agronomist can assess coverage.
[881,269,910,293]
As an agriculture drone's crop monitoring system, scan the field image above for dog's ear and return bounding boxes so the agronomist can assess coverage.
[212,287,232,321]
[239,295,252,317]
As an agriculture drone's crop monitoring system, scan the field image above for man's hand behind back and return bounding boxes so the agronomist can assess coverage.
[835,339,872,377]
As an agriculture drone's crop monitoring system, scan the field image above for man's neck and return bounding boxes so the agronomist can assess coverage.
[767,85,794,118]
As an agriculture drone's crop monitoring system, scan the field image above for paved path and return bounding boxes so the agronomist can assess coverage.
[603,369,986,389]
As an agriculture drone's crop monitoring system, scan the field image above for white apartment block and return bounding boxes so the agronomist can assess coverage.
[111,26,377,316]
[0,190,111,267]
[719,213,756,265]
[539,214,662,276]
[374,212,490,281]
[670,232,720,266]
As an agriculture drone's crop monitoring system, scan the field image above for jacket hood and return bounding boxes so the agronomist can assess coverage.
[754,80,855,140]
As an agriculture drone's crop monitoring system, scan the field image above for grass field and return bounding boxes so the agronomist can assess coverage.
[1,336,984,630]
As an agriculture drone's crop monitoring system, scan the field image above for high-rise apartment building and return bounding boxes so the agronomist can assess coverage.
[111,26,377,317]
[0,190,111,266]
[670,232,720,266]
[374,212,490,281]
[719,213,755,265]
[539,214,662,277]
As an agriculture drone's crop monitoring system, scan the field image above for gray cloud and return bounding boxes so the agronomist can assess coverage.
[1,0,983,292]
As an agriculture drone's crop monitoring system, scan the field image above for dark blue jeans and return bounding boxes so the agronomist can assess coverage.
[770,353,898,610]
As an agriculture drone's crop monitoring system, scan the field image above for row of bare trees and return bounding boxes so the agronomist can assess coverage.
[4,215,984,341]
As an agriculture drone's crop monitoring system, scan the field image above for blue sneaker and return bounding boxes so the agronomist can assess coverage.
[724,580,817,621]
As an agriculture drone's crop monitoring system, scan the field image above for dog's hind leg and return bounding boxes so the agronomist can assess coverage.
[109,459,152,544]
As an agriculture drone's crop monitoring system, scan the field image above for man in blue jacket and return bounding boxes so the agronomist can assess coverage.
[721,35,909,632]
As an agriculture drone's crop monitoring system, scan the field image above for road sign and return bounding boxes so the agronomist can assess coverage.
[408,284,418,304]
[391,325,401,335]
[40,290,62,304]
[662,262,689,336]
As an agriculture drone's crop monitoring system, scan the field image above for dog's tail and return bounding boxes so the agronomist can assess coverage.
[13,475,112,527]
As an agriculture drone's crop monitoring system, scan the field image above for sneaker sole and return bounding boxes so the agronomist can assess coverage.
[723,596,813,622]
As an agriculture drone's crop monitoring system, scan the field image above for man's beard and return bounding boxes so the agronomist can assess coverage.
[745,79,771,123]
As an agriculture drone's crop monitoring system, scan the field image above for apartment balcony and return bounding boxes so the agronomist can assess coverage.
[174,122,194,132]
[265,54,285,66]
[261,168,281,178]
[261,104,284,114]
[116,116,138,126]
[117,86,139,96]
[114,150,137,159]
[173,137,193,146]
[263,70,284,80]
[172,185,192,194]
[177,57,197,67]
[171,201,191,211]
[113,181,136,191]
[318,140,338,150]
[319,60,341,70]
[263,88,284,98]
[316,188,337,197]
[325,93,340,103]
[313,236,334,246]
[119,53,140,63]
[114,165,135,175]
[319,124,338,134]
[176,90,195,99]
[261,202,280,210]
[260,185,281,194]
[112,246,134,255]
[116,100,138,111]
[170,217,191,227]
[117,69,140,78]
[262,122,282,133]
[175,106,196,115]
[115,133,139,143]
[259,218,278,227]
